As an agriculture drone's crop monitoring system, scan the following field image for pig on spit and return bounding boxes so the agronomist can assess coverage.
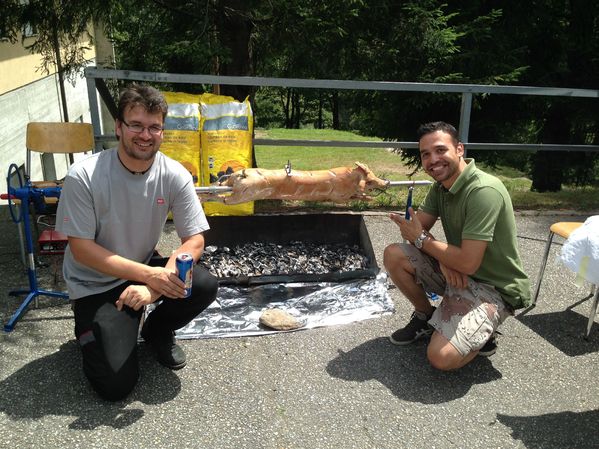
[199,161,390,205]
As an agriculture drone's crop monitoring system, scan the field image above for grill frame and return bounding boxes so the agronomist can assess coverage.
[202,213,380,285]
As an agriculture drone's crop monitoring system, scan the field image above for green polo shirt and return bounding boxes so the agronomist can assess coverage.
[420,159,531,309]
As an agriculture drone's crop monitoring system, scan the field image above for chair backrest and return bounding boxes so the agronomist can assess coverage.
[26,122,94,154]
[25,122,95,180]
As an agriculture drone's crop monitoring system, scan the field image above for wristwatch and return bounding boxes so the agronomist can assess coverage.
[414,230,429,249]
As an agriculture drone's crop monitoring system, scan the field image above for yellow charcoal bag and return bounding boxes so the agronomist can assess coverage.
[199,93,254,216]
[161,91,201,185]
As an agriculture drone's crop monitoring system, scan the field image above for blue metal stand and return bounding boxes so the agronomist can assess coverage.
[2,164,68,332]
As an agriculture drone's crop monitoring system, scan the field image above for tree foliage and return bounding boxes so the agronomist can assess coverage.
[2,0,598,190]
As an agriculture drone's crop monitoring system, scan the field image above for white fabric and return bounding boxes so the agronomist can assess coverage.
[559,216,599,285]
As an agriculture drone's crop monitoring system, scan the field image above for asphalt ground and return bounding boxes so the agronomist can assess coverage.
[1,206,598,449]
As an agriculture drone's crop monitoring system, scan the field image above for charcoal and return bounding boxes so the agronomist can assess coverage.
[199,241,370,278]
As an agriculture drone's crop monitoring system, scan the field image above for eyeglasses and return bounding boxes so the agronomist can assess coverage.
[121,120,163,135]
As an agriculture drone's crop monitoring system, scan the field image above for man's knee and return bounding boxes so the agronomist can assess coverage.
[384,244,417,280]
[426,334,472,371]
[86,366,139,401]
[80,336,140,401]
[182,268,218,317]
[427,347,458,371]
[383,243,405,271]
[191,268,219,302]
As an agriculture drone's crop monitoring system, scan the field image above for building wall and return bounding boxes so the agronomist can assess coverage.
[0,34,48,95]
[0,71,95,184]
[0,30,97,202]
[0,28,96,95]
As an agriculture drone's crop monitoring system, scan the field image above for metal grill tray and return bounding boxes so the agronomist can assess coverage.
[203,213,379,286]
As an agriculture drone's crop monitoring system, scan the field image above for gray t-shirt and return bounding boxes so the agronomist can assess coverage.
[56,148,209,299]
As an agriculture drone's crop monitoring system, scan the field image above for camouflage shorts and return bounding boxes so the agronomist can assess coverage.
[399,243,513,356]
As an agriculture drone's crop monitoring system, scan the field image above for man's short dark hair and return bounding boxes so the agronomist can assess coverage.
[417,121,459,144]
[117,84,168,121]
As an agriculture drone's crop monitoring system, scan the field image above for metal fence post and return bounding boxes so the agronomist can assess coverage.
[85,74,103,153]
[459,92,472,156]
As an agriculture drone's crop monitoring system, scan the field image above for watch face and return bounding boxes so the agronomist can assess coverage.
[415,231,427,249]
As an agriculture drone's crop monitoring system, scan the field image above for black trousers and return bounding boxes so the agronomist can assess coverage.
[72,259,218,401]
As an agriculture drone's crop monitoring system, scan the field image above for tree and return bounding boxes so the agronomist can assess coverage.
[213,0,257,101]
[253,0,368,128]
[4,0,597,189]
[109,0,260,101]
[447,0,599,191]
[0,0,112,121]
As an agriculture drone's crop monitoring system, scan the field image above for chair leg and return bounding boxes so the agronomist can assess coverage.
[585,286,599,339]
[532,231,555,306]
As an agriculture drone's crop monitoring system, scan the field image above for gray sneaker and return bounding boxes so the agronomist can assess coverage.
[389,311,433,345]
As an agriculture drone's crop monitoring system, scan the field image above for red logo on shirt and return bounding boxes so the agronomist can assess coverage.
[63,217,69,222]
[157,198,165,205]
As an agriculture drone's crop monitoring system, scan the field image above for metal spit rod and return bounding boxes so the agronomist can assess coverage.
[195,179,432,194]
[386,180,432,187]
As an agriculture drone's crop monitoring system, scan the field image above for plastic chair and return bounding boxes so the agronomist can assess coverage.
[532,221,598,338]
[2,122,94,332]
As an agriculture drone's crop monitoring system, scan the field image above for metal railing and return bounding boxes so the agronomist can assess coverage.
[85,66,599,154]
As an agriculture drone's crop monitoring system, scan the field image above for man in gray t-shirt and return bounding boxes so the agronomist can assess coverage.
[56,84,218,401]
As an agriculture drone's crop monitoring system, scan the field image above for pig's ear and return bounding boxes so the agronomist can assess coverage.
[355,161,369,173]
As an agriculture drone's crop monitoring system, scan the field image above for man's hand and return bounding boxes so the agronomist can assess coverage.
[439,263,469,289]
[390,207,423,243]
[145,266,187,299]
[116,285,155,311]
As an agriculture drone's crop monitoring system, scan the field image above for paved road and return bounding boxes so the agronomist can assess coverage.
[1,208,598,449]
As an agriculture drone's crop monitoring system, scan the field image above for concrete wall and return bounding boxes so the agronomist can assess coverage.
[0,67,94,192]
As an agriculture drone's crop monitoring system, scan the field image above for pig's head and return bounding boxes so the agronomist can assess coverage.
[355,161,390,192]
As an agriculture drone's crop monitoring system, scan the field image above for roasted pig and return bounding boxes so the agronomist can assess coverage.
[200,162,390,204]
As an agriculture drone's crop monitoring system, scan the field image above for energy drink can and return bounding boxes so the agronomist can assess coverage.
[176,253,193,298]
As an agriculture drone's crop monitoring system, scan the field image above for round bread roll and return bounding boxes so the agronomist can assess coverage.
[259,308,303,331]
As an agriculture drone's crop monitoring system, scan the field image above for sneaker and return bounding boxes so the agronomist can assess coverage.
[389,311,433,345]
[478,333,498,357]
[142,330,187,370]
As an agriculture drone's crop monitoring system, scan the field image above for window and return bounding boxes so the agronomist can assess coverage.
[0,23,9,41]
[22,23,36,38]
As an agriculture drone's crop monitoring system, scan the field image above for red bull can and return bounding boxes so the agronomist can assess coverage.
[176,253,194,298]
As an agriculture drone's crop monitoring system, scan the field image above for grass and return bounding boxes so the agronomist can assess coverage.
[254,128,415,178]
[253,128,599,212]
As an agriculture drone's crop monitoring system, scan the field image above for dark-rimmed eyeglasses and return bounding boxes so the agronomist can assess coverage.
[121,120,163,135]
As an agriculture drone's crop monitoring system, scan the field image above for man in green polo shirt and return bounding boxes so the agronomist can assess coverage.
[384,121,531,370]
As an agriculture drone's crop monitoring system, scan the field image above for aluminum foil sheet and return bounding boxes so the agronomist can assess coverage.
[174,272,394,339]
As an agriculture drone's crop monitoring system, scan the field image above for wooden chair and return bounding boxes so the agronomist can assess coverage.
[25,122,94,229]
[4,122,95,332]
[26,121,94,186]
[532,221,598,338]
